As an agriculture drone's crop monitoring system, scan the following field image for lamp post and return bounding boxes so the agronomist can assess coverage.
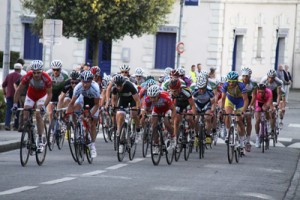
[2,0,11,80]
[176,0,184,69]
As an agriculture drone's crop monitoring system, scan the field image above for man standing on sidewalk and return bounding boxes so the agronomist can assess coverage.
[2,63,22,130]
[284,64,292,102]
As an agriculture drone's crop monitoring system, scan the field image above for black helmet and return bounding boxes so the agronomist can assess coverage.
[257,83,266,90]
[70,70,80,80]
[113,74,126,86]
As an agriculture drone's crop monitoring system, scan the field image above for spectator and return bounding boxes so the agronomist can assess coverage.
[209,67,217,79]
[2,63,22,130]
[277,64,286,84]
[196,63,202,76]
[83,62,91,71]
[284,64,292,102]
[189,65,197,83]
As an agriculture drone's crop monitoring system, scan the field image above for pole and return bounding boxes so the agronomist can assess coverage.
[49,21,54,66]
[2,0,11,80]
[176,0,184,69]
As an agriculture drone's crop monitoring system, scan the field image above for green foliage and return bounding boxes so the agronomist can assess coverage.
[0,90,6,123]
[0,51,20,69]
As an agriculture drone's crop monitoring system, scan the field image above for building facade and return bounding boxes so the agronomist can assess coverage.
[1,0,300,87]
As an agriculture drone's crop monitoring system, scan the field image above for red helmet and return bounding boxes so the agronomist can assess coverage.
[169,79,181,90]
[170,69,180,77]
[90,66,101,76]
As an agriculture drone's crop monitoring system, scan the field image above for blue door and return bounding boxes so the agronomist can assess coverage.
[86,39,112,75]
[155,32,176,69]
[23,24,43,60]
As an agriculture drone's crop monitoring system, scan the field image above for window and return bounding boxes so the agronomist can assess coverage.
[23,24,43,60]
[256,27,262,58]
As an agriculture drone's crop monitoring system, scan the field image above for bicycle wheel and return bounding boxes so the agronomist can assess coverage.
[67,123,77,162]
[198,125,205,159]
[227,127,234,164]
[234,133,240,163]
[165,133,174,165]
[101,112,109,143]
[47,119,56,151]
[184,132,192,161]
[74,124,84,165]
[112,126,117,151]
[56,125,65,150]
[260,122,265,153]
[36,134,47,166]
[117,123,127,162]
[151,128,162,166]
[20,129,31,167]
[85,133,93,164]
[142,124,150,158]
[175,126,183,162]
[128,128,137,161]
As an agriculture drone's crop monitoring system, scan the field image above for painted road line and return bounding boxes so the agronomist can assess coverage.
[278,137,293,142]
[128,158,145,163]
[40,177,76,185]
[0,186,38,196]
[288,124,300,128]
[82,170,106,176]
[106,163,128,170]
[288,142,300,149]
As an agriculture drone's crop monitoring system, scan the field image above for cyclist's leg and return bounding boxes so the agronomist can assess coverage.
[224,98,234,138]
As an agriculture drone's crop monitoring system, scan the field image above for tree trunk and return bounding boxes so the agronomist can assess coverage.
[92,38,100,66]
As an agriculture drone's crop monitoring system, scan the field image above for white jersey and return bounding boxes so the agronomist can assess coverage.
[73,81,100,99]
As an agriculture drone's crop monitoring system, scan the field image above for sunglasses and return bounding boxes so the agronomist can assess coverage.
[33,71,41,75]
[227,80,237,83]
[82,80,92,83]
[71,81,78,85]
[121,71,129,74]
[53,69,60,72]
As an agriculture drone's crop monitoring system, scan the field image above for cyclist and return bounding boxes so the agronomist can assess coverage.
[240,67,257,152]
[221,71,248,155]
[141,85,176,154]
[110,74,141,152]
[192,77,216,143]
[58,70,80,109]
[162,69,187,91]
[260,69,283,135]
[46,60,69,124]
[134,68,146,86]
[254,84,273,148]
[13,60,52,153]
[66,70,100,158]
[169,79,196,142]
[177,67,192,88]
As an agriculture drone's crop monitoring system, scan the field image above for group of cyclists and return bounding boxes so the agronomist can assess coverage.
[11,59,287,163]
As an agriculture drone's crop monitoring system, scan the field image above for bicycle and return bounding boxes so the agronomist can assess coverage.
[47,103,67,151]
[272,102,280,146]
[142,114,152,158]
[73,105,94,165]
[18,108,47,167]
[195,111,212,159]
[258,111,270,153]
[150,115,174,166]
[223,113,243,164]
[98,106,114,143]
[175,113,194,162]
[116,106,138,162]
[64,113,77,162]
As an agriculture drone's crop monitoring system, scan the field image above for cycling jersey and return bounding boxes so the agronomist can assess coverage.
[21,71,52,101]
[73,81,100,99]
[46,69,69,102]
[193,88,214,111]
[255,88,272,111]
[112,80,138,108]
[240,78,258,103]
[162,78,187,91]
[144,91,173,114]
[172,88,192,112]
[221,81,247,109]
[260,76,282,102]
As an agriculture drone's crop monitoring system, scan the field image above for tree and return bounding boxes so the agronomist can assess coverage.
[22,0,175,65]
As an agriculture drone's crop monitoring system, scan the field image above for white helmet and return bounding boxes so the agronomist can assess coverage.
[30,60,43,71]
[199,70,209,79]
[120,64,130,71]
[267,69,277,77]
[80,70,94,81]
[147,85,160,97]
[241,67,252,76]
[178,68,185,75]
[51,60,63,69]
[135,68,143,76]
[196,77,207,88]
[164,67,173,76]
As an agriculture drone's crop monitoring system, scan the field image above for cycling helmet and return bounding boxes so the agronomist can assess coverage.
[135,68,143,76]
[70,70,80,80]
[170,69,180,77]
[164,67,173,76]
[103,74,111,82]
[241,67,252,76]
[196,77,207,88]
[226,71,239,80]
[51,60,63,69]
[91,66,101,76]
[119,64,130,71]
[30,60,43,71]
[146,75,154,81]
[146,79,156,88]
[113,74,126,86]
[147,85,160,97]
[177,68,185,76]
[169,79,181,90]
[220,76,227,83]
[267,69,277,78]
[257,83,266,90]
[80,70,94,81]
[199,70,209,79]
[158,76,164,83]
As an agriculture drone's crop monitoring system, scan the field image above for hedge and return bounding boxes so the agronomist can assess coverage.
[0,89,6,123]
[0,51,20,69]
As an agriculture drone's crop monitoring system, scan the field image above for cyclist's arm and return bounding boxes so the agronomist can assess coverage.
[44,87,53,107]
[57,92,66,109]
[13,83,26,104]
[250,88,257,108]
[100,88,106,107]
[66,95,77,114]
[221,92,226,109]
[90,97,100,116]
[132,93,140,109]
[276,86,282,105]
[242,93,248,113]
[105,81,113,107]
[170,104,176,120]
[188,97,197,115]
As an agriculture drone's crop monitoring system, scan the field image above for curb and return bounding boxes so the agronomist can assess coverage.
[0,140,20,153]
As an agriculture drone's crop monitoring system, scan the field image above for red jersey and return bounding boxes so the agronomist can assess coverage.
[21,71,52,101]
[143,91,173,114]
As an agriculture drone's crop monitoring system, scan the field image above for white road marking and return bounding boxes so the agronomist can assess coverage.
[239,192,275,200]
[287,142,300,149]
[288,124,300,128]
[128,158,144,163]
[0,186,38,196]
[106,163,128,170]
[154,186,190,192]
[98,175,132,180]
[40,177,76,185]
[82,170,106,176]
[278,137,293,142]
[96,134,104,139]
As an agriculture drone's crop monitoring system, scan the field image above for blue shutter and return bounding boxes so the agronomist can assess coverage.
[23,24,43,60]
[155,33,176,69]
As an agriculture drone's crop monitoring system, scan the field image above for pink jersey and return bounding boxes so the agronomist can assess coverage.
[21,71,52,101]
[143,91,173,114]
[255,88,272,111]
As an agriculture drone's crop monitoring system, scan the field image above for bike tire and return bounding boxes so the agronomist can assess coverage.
[47,120,56,151]
[128,124,137,161]
[74,124,84,165]
[151,128,162,166]
[67,123,77,162]
[36,134,47,166]
[20,130,31,167]
[234,134,240,163]
[227,127,234,164]
[101,112,109,143]
[165,132,174,165]
[85,134,93,164]
[184,132,192,161]
[117,123,127,162]
[198,126,205,159]
[57,127,65,150]
[175,126,183,162]
[142,125,150,158]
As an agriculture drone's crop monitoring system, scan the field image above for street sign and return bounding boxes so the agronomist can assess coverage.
[43,19,63,45]
[176,42,185,54]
